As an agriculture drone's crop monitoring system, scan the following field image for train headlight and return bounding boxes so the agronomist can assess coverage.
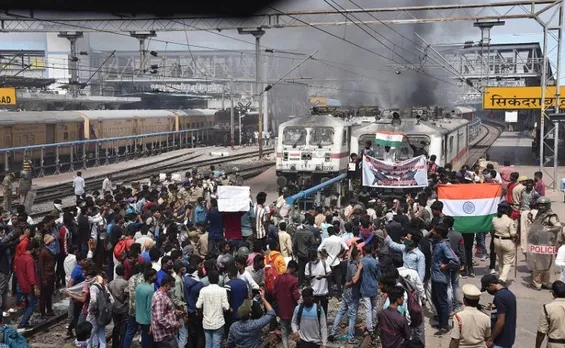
[283,152,288,161]
[315,165,322,171]
[325,153,331,162]
[290,165,296,171]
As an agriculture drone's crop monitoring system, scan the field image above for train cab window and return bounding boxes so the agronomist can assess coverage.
[282,127,307,146]
[310,127,334,146]
[405,135,430,156]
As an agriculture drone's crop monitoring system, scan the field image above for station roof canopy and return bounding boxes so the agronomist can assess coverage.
[0,76,56,89]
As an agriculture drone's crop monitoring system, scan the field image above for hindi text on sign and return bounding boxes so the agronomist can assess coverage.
[483,86,565,110]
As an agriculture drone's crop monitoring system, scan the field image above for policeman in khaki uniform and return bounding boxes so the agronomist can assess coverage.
[536,280,565,348]
[450,284,491,348]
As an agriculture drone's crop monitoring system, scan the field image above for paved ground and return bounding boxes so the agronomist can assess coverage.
[426,131,559,348]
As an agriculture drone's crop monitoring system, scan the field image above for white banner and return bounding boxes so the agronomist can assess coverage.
[505,111,518,123]
[362,154,428,188]
[217,185,252,212]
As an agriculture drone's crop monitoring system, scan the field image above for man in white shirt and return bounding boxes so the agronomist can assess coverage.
[304,250,332,316]
[195,271,230,346]
[318,226,348,295]
[102,175,113,196]
[383,146,396,164]
[64,246,78,283]
[72,171,86,202]
[235,256,260,296]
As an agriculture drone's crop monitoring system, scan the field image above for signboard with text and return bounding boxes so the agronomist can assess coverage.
[0,88,16,105]
[483,86,565,110]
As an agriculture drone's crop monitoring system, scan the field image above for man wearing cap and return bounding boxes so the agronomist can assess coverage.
[510,175,528,220]
[226,289,276,348]
[480,274,517,348]
[450,284,491,348]
[491,202,518,284]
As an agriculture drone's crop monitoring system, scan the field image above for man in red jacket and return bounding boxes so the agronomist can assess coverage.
[15,239,40,330]
[273,260,300,348]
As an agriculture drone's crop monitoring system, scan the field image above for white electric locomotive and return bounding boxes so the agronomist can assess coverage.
[275,113,351,190]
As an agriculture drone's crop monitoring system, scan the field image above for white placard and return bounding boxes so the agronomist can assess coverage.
[217,185,252,212]
[505,111,518,123]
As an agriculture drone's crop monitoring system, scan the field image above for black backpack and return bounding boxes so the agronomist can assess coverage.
[94,284,113,326]
[398,275,423,328]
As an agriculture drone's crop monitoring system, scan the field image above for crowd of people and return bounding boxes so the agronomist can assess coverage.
[0,151,564,348]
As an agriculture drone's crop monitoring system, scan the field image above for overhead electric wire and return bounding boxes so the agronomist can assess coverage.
[3,11,420,97]
[345,0,485,90]
[325,0,421,64]
[320,0,461,86]
[268,6,459,87]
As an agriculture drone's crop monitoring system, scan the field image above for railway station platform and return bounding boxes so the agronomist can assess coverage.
[486,130,564,209]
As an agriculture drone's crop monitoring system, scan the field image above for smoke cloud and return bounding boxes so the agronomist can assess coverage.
[269,0,468,108]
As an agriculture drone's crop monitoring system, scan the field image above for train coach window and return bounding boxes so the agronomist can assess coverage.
[449,136,454,153]
[4,136,10,147]
[63,132,69,141]
[342,129,347,145]
[282,127,306,146]
[310,127,334,146]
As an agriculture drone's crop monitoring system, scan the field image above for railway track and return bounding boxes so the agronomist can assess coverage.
[28,161,274,221]
[466,120,506,166]
[2,147,274,208]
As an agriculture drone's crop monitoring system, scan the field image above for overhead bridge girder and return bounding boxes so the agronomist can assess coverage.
[0,0,558,32]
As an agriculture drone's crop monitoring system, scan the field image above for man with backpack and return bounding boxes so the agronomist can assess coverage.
[389,253,425,345]
[291,287,328,348]
[377,286,410,348]
[264,239,286,332]
[87,272,114,348]
[108,265,129,348]
[304,250,332,316]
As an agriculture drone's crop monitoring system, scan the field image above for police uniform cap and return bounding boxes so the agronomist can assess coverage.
[462,284,481,300]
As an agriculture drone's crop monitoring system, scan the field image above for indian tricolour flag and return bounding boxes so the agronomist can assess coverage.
[375,131,404,148]
[437,183,502,234]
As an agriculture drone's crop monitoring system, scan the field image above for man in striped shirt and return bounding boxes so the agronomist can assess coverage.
[254,192,269,248]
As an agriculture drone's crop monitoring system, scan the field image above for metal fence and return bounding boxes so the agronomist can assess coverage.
[1,127,213,178]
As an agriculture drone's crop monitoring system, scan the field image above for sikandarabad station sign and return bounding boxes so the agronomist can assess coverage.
[483,86,565,110]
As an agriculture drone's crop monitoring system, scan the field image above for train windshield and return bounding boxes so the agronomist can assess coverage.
[282,127,307,146]
[310,127,334,146]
